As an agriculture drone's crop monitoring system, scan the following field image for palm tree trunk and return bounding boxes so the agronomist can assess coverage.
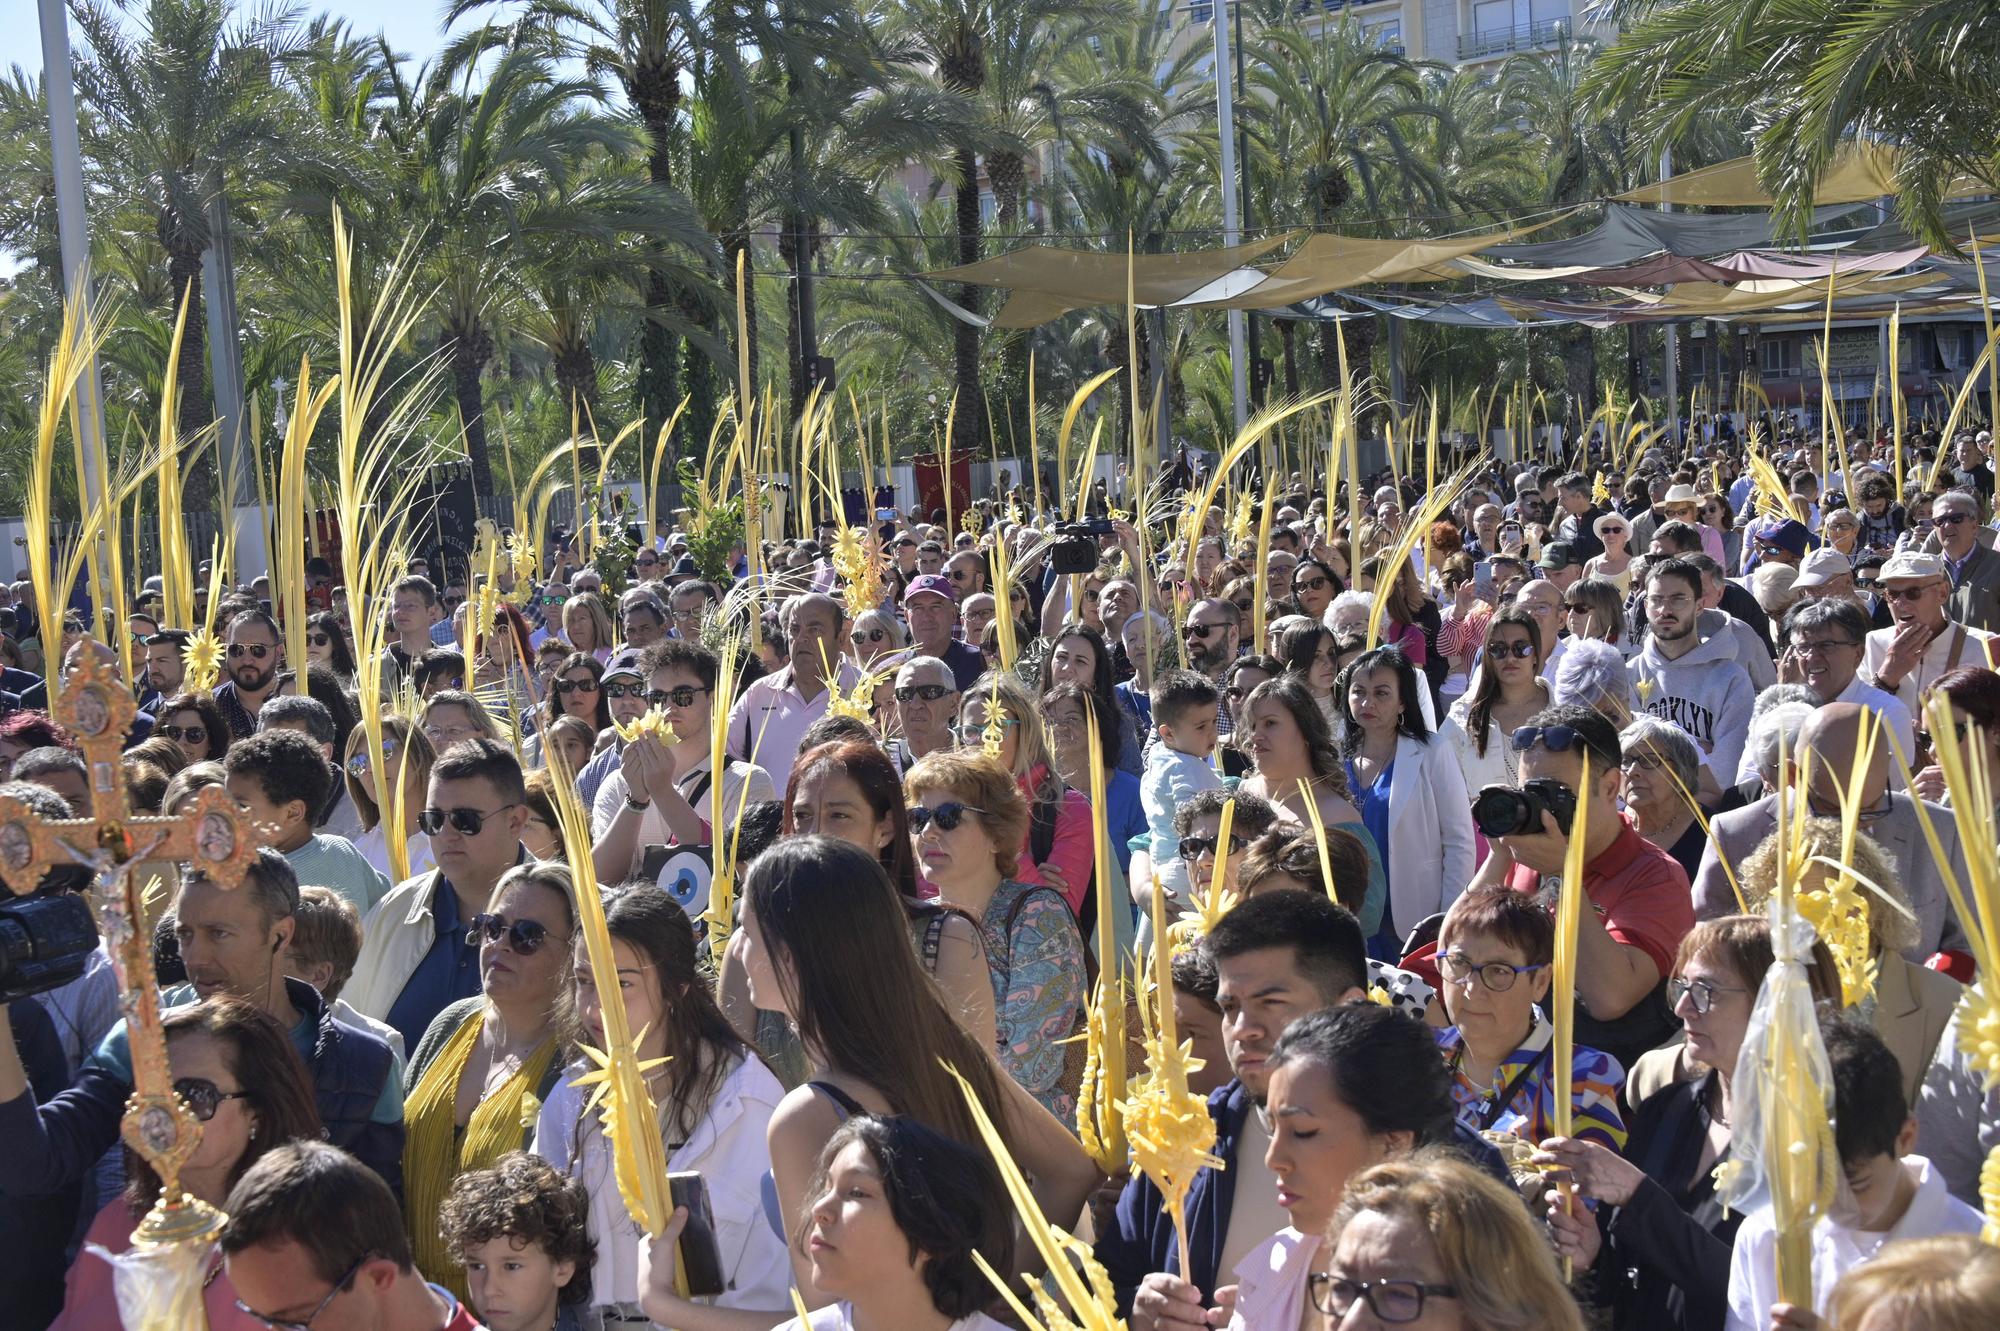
[1280,319,1300,397]
[988,151,1025,227]
[168,241,216,511]
[443,323,496,498]
[631,61,683,431]
[952,144,987,455]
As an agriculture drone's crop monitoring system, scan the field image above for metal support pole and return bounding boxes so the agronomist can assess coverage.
[38,0,106,509]
[204,192,248,505]
[1660,147,1680,447]
[1233,0,1258,407]
[1213,2,1248,436]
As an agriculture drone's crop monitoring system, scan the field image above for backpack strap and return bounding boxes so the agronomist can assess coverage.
[918,904,980,977]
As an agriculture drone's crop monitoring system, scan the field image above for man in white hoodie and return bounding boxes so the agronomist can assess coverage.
[1628,558,1756,800]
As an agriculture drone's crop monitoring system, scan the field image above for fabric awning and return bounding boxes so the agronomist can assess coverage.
[1199,216,1571,311]
[924,233,1299,328]
[1612,143,1990,208]
[1482,204,1871,266]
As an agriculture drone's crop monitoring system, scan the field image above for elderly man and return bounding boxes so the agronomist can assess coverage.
[903,573,984,690]
[1863,552,1999,711]
[726,593,856,786]
[1692,702,1970,961]
[619,587,669,649]
[1778,598,1914,756]
[1792,547,1858,605]
[888,656,960,772]
[1934,488,2000,632]
[1512,578,1568,681]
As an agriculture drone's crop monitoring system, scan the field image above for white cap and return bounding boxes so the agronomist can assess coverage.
[1877,551,1947,583]
[1793,547,1852,589]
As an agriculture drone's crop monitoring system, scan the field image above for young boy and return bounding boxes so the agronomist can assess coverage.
[285,885,405,1062]
[223,730,392,914]
[1725,1015,1982,1331]
[1141,670,1224,905]
[440,1151,595,1331]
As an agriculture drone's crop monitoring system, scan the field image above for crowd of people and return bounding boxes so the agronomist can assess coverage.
[3,416,2000,1331]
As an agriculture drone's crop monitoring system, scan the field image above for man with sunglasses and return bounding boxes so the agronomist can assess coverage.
[223,1141,483,1331]
[901,573,984,691]
[1693,702,1969,966]
[591,640,776,883]
[1467,705,1693,1070]
[943,548,988,601]
[1863,552,1999,712]
[216,609,287,741]
[349,739,532,1057]
[1181,598,1242,733]
[0,848,407,1209]
[1930,489,2000,633]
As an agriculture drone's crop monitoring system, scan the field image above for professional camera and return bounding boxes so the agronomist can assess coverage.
[1471,777,1580,840]
[0,892,99,1003]
[1048,518,1118,575]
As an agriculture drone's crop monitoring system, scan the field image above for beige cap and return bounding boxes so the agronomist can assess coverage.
[1793,547,1852,589]
[1660,483,1701,506]
[1877,551,1947,583]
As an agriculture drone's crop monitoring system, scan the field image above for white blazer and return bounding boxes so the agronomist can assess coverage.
[1381,732,1476,935]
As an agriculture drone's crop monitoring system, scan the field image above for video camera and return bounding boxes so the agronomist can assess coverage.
[1048,519,1118,575]
[1471,777,1579,840]
[0,892,98,1003]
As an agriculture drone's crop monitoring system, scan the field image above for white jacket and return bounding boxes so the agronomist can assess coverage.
[1379,733,1477,935]
[345,869,448,1022]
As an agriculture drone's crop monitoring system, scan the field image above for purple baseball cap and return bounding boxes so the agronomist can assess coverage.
[902,573,956,605]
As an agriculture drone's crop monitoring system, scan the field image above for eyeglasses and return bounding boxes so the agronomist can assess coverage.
[636,555,661,567]
[1936,512,1972,527]
[952,718,1018,740]
[1308,1274,1460,1323]
[908,801,986,833]
[1438,950,1546,992]
[1563,601,1593,614]
[1668,975,1749,1014]
[1178,833,1246,861]
[175,1076,251,1122]
[467,912,569,955]
[1293,575,1329,594]
[417,804,521,836]
[307,633,332,648]
[160,724,207,744]
[1231,599,1255,614]
[424,724,474,745]
[947,568,972,582]
[236,1255,364,1331]
[1883,584,1942,602]
[228,643,271,659]
[1600,527,1627,537]
[896,684,953,703]
[554,677,601,695]
[1790,637,1860,656]
[648,685,706,708]
[1488,639,1537,660]
[1917,720,1972,750]
[852,629,888,644]
[603,681,645,698]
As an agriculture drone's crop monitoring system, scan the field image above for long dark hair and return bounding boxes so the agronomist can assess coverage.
[159,690,232,761]
[744,838,1018,1156]
[1464,606,1544,758]
[1335,645,1431,758]
[306,611,357,678]
[1277,621,1337,684]
[599,884,747,1144]
[131,998,323,1215]
[782,740,921,901]
[544,652,610,731]
[1266,1004,1452,1146]
[1040,681,1123,771]
[1037,624,1118,714]
[1243,676,1349,797]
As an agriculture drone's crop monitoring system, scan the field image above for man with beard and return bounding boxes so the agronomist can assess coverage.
[214,609,286,740]
[1627,559,1755,801]
[1181,598,1242,739]
[138,628,188,712]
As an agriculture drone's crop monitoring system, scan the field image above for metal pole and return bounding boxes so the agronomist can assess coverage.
[204,192,248,505]
[38,0,106,508]
[1213,1,1248,435]
[1232,0,1258,406]
[1660,146,1680,447]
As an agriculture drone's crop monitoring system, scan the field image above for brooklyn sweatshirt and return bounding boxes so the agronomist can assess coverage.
[1627,625,1757,784]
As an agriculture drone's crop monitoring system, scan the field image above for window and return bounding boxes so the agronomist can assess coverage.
[1365,17,1402,48]
[1761,339,1801,377]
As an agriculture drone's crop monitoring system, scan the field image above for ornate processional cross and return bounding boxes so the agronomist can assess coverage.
[0,651,273,1245]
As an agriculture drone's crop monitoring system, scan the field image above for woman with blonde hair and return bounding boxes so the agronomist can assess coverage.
[954,671,1093,913]
[343,715,438,882]
[1318,1153,1583,1331]
[420,688,504,750]
[1827,1233,2000,1331]
[561,592,615,662]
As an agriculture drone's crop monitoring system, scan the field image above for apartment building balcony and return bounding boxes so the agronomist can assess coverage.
[1458,16,1568,59]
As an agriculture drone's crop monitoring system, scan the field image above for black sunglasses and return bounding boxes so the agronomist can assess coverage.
[417,804,521,836]
[1178,833,1246,861]
[603,681,645,698]
[1184,622,1221,639]
[467,912,567,955]
[554,677,600,694]
[228,643,271,659]
[896,684,953,702]
[175,1076,251,1123]
[307,633,332,647]
[1488,640,1537,660]
[852,629,888,644]
[1510,724,1593,754]
[648,685,706,707]
[161,724,207,744]
[909,801,985,834]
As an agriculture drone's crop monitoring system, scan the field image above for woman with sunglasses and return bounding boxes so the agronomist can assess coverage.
[345,715,439,883]
[303,610,358,684]
[1312,1154,1582,1331]
[1039,624,1144,777]
[1221,1004,1458,1331]
[403,862,576,1300]
[1563,577,1630,653]
[156,690,232,764]
[1584,512,1636,596]
[1335,646,1474,959]
[704,837,1094,1327]
[1235,677,1387,935]
[523,653,609,770]
[56,999,323,1331]
[904,750,1087,1118]
[536,883,793,1326]
[847,609,907,669]
[955,673,1094,913]
[1439,608,1549,809]
[1538,917,1838,1331]
[1913,666,2000,812]
[1701,492,1744,572]
[1289,557,1339,622]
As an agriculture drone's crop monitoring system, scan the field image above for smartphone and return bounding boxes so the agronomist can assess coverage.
[669,1172,727,1298]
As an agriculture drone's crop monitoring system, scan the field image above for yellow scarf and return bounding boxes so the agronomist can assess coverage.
[402,1007,558,1299]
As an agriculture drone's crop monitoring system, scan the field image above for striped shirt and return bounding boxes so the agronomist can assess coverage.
[1437,1009,1627,1151]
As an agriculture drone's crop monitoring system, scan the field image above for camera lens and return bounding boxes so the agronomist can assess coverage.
[1471,786,1533,840]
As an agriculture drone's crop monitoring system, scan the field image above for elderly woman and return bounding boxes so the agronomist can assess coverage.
[1619,717,1709,881]
[1739,817,1961,1105]
[1751,560,1802,637]
[1730,694,1818,799]
[1585,511,1637,594]
[1551,638,1635,726]
[847,608,906,669]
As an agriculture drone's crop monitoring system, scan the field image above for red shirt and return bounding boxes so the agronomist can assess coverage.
[1505,812,1694,979]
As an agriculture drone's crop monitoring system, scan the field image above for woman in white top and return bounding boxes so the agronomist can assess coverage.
[341,715,438,883]
[642,1114,1016,1331]
[1439,607,1551,806]
[534,885,791,1322]
[1584,510,1636,595]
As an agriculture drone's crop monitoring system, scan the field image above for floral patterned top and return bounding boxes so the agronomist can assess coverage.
[1436,1008,1628,1151]
[978,878,1087,1120]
